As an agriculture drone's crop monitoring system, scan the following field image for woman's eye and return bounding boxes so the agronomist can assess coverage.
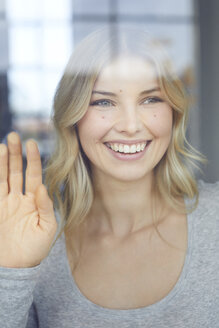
[143,97,163,105]
[90,99,114,107]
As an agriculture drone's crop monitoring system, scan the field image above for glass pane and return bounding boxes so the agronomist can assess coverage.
[8,69,44,114]
[9,27,41,66]
[0,21,8,72]
[42,25,73,68]
[73,0,110,15]
[114,21,194,74]
[43,0,72,20]
[117,0,193,16]
[73,22,109,45]
[41,70,63,113]
[6,0,42,20]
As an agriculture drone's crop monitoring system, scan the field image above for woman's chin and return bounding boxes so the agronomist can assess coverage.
[104,169,153,184]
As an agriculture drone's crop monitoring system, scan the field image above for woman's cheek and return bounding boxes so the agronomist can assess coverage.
[78,109,114,140]
[145,106,173,137]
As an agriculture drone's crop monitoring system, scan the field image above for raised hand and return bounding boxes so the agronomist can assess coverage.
[0,132,57,268]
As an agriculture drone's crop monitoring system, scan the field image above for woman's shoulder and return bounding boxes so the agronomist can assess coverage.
[198,179,219,192]
[197,179,219,203]
[193,180,219,226]
[186,180,219,214]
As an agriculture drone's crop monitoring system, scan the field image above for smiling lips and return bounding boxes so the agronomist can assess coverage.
[105,141,151,154]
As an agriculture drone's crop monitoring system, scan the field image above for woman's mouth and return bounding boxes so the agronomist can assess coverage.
[105,141,151,154]
[104,140,152,161]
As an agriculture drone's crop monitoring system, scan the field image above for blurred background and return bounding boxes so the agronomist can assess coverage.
[0,0,218,182]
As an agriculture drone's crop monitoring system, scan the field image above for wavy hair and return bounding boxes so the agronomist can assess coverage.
[45,27,205,249]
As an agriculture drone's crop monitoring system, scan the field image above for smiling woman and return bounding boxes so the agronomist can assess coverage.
[77,56,173,183]
[46,28,202,234]
[0,28,218,328]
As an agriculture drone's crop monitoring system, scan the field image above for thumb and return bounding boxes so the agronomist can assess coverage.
[35,184,55,221]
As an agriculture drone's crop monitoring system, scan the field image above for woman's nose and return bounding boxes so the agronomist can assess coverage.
[114,107,143,135]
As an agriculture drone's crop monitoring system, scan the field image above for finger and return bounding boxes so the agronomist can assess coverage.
[7,132,23,194]
[35,184,55,220]
[35,185,57,234]
[0,144,8,198]
[25,140,42,195]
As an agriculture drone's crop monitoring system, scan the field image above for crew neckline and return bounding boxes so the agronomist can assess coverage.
[63,197,195,316]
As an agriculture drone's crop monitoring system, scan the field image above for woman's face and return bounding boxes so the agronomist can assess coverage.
[77,56,173,183]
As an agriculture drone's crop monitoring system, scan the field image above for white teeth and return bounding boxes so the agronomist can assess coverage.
[124,145,129,153]
[108,142,148,154]
[114,144,119,151]
[130,145,137,153]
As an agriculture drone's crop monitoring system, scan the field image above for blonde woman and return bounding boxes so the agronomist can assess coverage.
[0,28,218,327]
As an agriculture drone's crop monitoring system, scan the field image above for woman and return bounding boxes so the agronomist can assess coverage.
[0,28,218,327]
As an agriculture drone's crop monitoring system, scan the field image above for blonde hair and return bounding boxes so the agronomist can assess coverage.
[45,28,205,247]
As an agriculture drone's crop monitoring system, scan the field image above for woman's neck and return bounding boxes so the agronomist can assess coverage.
[87,172,166,238]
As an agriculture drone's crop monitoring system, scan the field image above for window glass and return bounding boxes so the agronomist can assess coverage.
[117,0,193,16]
[6,0,196,157]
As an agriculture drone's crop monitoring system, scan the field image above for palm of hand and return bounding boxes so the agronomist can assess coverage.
[0,133,57,268]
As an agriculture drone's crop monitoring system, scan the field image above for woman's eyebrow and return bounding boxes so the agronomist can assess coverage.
[139,87,161,96]
[92,87,161,97]
[92,90,117,97]
[92,87,160,97]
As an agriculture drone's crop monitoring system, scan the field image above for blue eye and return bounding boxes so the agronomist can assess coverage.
[143,97,163,104]
[90,99,114,107]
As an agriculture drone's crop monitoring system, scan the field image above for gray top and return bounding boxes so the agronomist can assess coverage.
[0,180,219,328]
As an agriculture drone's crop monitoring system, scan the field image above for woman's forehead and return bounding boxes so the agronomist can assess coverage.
[94,56,159,89]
